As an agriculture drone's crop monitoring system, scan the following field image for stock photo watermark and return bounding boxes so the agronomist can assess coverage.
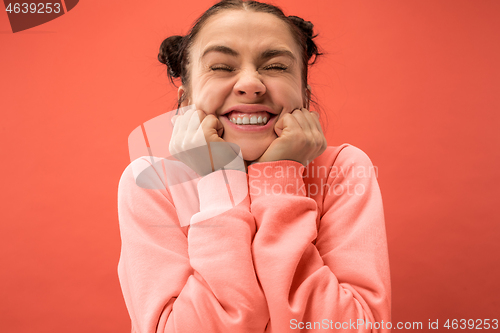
[3,0,78,33]
[290,318,499,330]
[249,163,378,197]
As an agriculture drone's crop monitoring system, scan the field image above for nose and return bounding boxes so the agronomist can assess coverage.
[233,70,266,98]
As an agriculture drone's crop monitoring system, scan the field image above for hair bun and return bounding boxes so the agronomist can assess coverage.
[158,35,184,78]
[288,15,314,38]
[288,15,320,62]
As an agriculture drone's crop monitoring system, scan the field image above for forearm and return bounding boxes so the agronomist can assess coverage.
[118,159,268,333]
[248,152,390,332]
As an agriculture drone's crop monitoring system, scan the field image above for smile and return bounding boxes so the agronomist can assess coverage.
[221,112,277,132]
[226,111,271,126]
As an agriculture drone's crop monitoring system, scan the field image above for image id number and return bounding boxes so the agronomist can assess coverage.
[6,3,62,14]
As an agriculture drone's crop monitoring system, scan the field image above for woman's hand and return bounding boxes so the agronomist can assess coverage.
[169,109,241,176]
[253,108,327,166]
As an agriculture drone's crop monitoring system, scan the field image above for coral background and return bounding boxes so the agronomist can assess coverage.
[1,0,499,331]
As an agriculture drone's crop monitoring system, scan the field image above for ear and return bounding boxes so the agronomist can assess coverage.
[303,84,312,109]
[177,85,190,107]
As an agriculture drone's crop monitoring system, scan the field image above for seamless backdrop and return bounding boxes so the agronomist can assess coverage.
[1,0,499,332]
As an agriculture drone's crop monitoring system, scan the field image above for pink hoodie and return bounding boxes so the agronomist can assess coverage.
[117,143,391,332]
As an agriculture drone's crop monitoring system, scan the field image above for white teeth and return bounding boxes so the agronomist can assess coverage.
[228,114,270,125]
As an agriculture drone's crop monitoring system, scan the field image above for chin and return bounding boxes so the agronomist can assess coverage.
[223,135,274,164]
[239,145,267,163]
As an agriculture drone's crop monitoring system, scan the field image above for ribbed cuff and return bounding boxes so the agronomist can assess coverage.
[196,169,249,213]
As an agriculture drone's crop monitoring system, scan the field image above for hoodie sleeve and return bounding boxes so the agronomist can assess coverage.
[117,158,269,333]
[248,145,391,332]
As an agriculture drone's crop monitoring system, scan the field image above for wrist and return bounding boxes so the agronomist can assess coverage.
[198,169,248,206]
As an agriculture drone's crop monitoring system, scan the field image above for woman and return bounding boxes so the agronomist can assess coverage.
[117,0,391,332]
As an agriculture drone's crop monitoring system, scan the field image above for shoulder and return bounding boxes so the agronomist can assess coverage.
[314,144,383,221]
[119,156,167,191]
[117,156,187,209]
[118,157,201,226]
[117,157,172,218]
[301,144,380,205]
[119,156,200,191]
[311,143,376,176]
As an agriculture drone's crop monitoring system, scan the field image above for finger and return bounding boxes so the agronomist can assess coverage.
[170,115,179,126]
[275,111,302,136]
[171,108,195,139]
[299,108,327,151]
[304,108,324,135]
[170,110,193,154]
[178,108,197,129]
[300,108,324,150]
[201,114,224,139]
[303,108,322,132]
[311,111,324,135]
[186,109,203,134]
[291,108,312,133]
[197,109,207,123]
[306,109,327,154]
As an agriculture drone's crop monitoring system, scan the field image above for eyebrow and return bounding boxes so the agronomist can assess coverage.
[201,45,296,62]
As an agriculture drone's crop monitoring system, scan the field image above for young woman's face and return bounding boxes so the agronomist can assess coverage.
[179,10,307,162]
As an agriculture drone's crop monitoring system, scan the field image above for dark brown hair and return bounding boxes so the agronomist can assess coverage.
[158,0,322,109]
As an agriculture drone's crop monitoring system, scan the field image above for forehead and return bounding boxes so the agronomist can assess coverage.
[191,10,300,59]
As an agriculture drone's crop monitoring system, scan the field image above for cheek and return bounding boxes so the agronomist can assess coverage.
[192,79,234,112]
[267,80,304,110]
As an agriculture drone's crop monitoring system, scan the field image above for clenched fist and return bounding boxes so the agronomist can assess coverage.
[169,108,244,176]
[253,108,327,166]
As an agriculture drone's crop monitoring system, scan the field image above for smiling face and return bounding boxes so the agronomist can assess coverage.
[178,9,308,162]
